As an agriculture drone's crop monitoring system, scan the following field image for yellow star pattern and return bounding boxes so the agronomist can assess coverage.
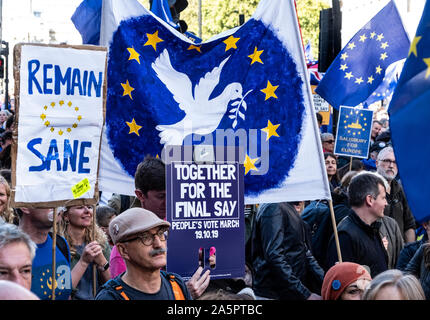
[121,80,134,100]
[248,47,264,65]
[144,30,164,51]
[367,76,374,84]
[355,77,364,84]
[380,52,388,60]
[409,36,421,57]
[340,52,348,60]
[359,34,367,42]
[347,42,356,50]
[40,113,46,121]
[187,45,201,53]
[126,118,142,136]
[376,33,384,41]
[223,35,240,51]
[127,47,140,64]
[261,120,280,141]
[260,81,278,100]
[370,32,376,39]
[340,64,348,71]
[243,154,258,175]
[380,42,389,50]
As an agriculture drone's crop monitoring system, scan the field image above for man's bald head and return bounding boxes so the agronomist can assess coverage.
[0,280,39,300]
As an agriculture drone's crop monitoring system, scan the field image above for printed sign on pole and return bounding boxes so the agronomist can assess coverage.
[165,146,245,280]
[334,106,373,159]
[12,43,107,207]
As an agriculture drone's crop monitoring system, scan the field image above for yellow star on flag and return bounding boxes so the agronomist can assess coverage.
[126,118,142,136]
[223,35,240,51]
[380,42,389,50]
[380,52,388,60]
[127,47,141,64]
[40,113,46,121]
[409,36,421,57]
[367,76,374,84]
[187,45,201,52]
[121,80,134,100]
[339,64,348,71]
[243,154,258,175]
[261,81,278,100]
[347,42,356,50]
[376,33,384,41]
[261,120,280,141]
[370,32,376,39]
[375,65,382,74]
[248,47,264,65]
[359,34,367,42]
[423,58,430,79]
[344,72,353,80]
[144,30,164,51]
[340,52,348,60]
[355,77,364,84]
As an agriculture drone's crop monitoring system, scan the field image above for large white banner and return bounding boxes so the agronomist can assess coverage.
[12,44,107,206]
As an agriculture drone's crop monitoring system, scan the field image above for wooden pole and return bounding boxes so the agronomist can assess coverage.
[328,199,342,263]
[51,207,57,300]
[349,156,353,172]
[92,204,97,297]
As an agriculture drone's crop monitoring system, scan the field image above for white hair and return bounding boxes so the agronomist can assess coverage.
[0,223,37,260]
[377,146,394,161]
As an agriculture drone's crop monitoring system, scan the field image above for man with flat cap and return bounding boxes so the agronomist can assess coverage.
[95,208,192,300]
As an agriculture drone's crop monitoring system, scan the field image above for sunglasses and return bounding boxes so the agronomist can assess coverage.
[324,140,335,144]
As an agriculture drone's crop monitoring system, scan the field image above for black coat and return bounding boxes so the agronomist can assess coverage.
[326,210,388,278]
[405,245,430,299]
[251,203,324,300]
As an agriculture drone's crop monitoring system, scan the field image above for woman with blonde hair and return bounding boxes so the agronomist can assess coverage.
[0,176,15,224]
[57,205,111,300]
[362,269,425,300]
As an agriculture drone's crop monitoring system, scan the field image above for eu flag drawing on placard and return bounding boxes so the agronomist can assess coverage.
[96,0,331,204]
[315,0,410,108]
[389,1,430,223]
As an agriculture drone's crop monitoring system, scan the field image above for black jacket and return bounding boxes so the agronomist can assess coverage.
[326,210,388,278]
[251,203,324,300]
[397,233,428,271]
[405,245,430,299]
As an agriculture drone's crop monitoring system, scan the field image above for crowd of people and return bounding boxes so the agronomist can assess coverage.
[0,109,428,301]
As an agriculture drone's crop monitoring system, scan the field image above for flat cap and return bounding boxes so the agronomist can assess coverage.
[109,207,170,244]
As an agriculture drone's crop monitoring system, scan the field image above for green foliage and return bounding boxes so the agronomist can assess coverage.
[140,0,329,59]
[296,0,330,59]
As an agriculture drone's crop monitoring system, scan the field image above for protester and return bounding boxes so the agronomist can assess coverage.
[404,241,430,299]
[107,193,139,215]
[397,219,430,271]
[0,131,12,169]
[337,159,364,181]
[321,262,372,300]
[0,110,11,130]
[316,113,323,129]
[109,156,211,298]
[18,207,72,300]
[321,133,335,153]
[362,269,425,300]
[251,202,324,300]
[96,207,192,300]
[58,205,111,300]
[0,280,40,300]
[376,146,416,243]
[326,172,388,277]
[363,141,388,171]
[0,223,36,290]
[198,288,255,300]
[96,205,117,247]
[370,120,383,145]
[0,176,15,224]
[324,152,339,191]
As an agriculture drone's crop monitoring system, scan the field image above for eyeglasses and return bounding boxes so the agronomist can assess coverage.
[123,228,168,246]
[381,159,396,166]
[324,140,335,144]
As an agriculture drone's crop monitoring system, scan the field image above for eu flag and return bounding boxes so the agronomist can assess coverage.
[97,0,331,204]
[389,1,430,224]
[315,0,410,108]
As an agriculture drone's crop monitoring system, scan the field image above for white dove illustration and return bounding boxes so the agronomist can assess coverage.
[152,49,243,146]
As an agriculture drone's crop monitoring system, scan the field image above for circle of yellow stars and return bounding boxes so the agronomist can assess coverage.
[40,100,83,135]
[343,109,368,136]
[339,31,389,85]
[408,35,430,79]
[120,30,283,175]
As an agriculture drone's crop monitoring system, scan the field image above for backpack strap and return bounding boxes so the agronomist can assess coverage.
[114,285,130,300]
[49,232,70,264]
[168,274,185,300]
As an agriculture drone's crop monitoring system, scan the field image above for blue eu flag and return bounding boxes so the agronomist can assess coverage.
[389,1,430,224]
[316,0,410,108]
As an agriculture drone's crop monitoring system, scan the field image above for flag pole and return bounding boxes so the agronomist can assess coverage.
[51,207,57,300]
[92,204,97,297]
[349,156,353,171]
[328,199,342,263]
